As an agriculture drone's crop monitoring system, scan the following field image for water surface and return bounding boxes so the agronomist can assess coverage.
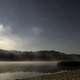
[0,61,59,80]
[0,61,59,73]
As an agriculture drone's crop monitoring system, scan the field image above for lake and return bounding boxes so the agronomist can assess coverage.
[0,61,59,80]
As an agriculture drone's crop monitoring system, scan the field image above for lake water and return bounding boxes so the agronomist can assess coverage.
[0,61,59,80]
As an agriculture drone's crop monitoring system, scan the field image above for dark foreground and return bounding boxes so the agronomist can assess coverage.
[16,70,80,80]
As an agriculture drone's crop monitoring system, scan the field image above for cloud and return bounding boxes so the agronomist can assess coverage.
[0,24,49,51]
[0,38,16,50]
[0,24,17,50]
[0,24,36,50]
[0,24,5,33]
[0,24,12,36]
[31,27,43,36]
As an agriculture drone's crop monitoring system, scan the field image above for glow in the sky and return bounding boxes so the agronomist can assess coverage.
[0,24,43,51]
[0,38,16,50]
[0,24,16,50]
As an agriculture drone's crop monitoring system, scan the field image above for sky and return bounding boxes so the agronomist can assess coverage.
[0,0,80,54]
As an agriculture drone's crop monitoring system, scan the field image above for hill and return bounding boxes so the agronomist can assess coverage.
[0,49,79,61]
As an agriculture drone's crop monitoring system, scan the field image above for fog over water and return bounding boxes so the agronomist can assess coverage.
[0,61,59,80]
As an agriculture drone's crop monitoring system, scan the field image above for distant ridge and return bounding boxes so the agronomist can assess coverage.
[0,49,79,61]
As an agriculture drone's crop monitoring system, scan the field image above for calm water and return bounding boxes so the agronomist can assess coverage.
[0,61,59,80]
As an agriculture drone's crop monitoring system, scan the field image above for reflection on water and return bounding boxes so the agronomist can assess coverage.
[0,72,50,80]
[0,61,59,80]
[0,61,58,73]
